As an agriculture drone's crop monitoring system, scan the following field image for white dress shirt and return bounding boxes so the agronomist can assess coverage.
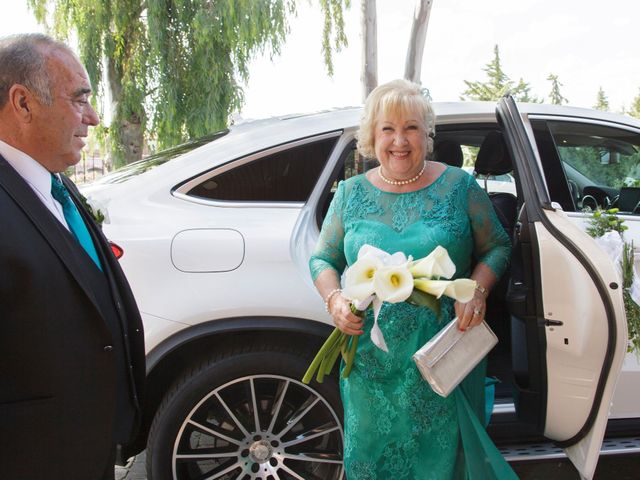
[0,139,70,231]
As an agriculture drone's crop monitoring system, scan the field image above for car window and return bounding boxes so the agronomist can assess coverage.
[187,136,337,202]
[91,130,229,185]
[335,147,378,189]
[545,121,640,212]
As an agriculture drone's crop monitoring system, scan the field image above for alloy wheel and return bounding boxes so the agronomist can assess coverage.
[171,374,344,479]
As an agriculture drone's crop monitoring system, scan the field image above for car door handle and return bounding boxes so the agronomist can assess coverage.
[544,319,564,327]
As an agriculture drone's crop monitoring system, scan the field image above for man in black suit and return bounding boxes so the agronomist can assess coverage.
[0,33,145,480]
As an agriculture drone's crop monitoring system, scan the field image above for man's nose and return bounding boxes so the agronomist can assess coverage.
[84,103,100,126]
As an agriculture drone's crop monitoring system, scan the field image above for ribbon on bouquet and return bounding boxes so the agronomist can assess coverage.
[352,294,388,352]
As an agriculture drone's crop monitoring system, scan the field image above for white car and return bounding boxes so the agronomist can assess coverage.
[84,98,640,480]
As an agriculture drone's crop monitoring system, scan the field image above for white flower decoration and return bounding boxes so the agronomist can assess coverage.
[410,245,456,279]
[373,264,414,303]
[413,278,477,303]
[343,255,383,301]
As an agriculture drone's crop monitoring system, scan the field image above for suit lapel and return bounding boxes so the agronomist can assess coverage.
[63,174,135,324]
[63,175,139,377]
[0,156,103,314]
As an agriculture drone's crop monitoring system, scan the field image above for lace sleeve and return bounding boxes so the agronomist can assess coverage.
[309,180,348,281]
[466,175,512,279]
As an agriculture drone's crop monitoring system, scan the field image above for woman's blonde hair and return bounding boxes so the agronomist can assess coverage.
[356,79,435,159]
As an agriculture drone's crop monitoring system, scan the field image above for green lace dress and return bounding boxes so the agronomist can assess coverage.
[309,166,517,479]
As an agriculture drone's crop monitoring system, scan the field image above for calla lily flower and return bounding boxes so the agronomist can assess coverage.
[335,244,476,355]
[343,255,383,301]
[374,264,414,303]
[413,278,477,303]
[356,244,393,262]
[410,245,456,279]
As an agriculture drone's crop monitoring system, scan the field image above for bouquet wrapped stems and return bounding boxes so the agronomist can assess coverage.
[302,306,362,384]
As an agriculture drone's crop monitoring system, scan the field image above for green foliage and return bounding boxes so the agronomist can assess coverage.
[461,145,479,167]
[586,209,640,355]
[556,138,640,190]
[319,0,349,76]
[621,242,640,354]
[628,89,640,119]
[460,45,541,102]
[27,0,349,165]
[547,73,568,105]
[585,208,628,238]
[594,86,610,111]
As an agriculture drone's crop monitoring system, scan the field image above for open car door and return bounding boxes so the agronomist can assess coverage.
[497,96,628,479]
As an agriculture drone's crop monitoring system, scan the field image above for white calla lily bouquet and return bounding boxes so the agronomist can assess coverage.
[303,245,477,385]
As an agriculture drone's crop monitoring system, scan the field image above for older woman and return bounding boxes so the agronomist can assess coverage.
[309,79,516,478]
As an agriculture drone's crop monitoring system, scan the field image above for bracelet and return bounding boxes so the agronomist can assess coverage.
[324,288,342,313]
[475,284,488,298]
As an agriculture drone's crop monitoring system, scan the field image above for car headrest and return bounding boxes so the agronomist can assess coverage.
[433,140,463,168]
[474,131,513,176]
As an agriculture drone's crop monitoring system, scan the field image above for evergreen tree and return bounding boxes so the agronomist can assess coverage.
[461,45,540,102]
[594,87,610,111]
[28,0,349,165]
[628,89,640,119]
[547,73,568,105]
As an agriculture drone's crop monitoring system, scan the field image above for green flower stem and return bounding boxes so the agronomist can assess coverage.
[324,333,346,375]
[341,334,359,379]
[302,305,366,385]
[317,333,343,383]
[302,327,343,384]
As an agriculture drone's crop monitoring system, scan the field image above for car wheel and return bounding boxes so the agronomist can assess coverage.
[146,345,344,480]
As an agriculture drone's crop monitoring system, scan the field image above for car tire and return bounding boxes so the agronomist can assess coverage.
[146,343,345,480]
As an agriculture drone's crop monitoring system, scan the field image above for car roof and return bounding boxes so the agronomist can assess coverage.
[232,101,640,133]
[87,101,640,195]
[178,101,640,172]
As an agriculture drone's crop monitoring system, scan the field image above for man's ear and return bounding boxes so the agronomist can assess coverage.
[8,84,35,122]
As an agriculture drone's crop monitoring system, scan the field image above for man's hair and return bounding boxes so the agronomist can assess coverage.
[0,33,75,109]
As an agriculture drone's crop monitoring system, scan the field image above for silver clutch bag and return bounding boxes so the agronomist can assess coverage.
[412,318,498,397]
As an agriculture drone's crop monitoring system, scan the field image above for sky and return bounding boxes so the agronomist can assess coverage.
[4,0,640,120]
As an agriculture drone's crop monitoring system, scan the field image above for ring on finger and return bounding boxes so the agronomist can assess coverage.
[473,307,482,316]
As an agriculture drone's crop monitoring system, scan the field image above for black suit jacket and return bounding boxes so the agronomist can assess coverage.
[0,155,145,479]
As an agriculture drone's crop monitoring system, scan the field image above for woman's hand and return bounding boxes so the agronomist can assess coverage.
[329,294,364,335]
[454,289,487,331]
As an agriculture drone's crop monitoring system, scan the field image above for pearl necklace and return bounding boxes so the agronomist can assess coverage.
[378,161,426,186]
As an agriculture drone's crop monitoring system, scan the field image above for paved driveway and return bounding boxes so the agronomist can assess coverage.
[115,451,640,479]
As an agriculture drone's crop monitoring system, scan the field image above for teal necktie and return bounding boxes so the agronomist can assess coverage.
[50,174,102,270]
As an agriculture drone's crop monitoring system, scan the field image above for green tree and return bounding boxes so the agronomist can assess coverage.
[594,86,610,111]
[627,88,640,119]
[28,0,349,166]
[547,73,568,105]
[460,45,540,102]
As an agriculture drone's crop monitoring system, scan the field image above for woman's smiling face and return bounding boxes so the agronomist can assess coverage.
[374,107,427,180]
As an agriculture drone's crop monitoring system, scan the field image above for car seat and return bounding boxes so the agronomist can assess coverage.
[474,131,517,237]
[433,139,464,168]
